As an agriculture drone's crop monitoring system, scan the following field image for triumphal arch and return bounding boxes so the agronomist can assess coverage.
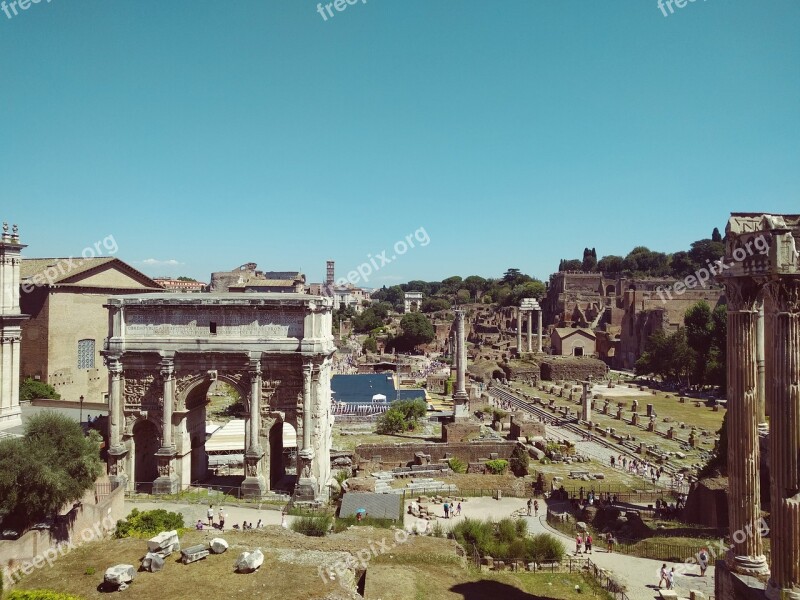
[102,293,335,501]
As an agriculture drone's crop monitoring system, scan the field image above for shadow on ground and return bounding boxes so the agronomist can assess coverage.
[450,580,550,599]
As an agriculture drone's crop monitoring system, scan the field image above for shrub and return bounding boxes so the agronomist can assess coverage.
[19,378,60,402]
[6,592,84,600]
[291,515,332,537]
[430,521,445,538]
[485,459,508,475]
[510,445,529,476]
[114,508,184,539]
[376,408,407,434]
[448,458,467,474]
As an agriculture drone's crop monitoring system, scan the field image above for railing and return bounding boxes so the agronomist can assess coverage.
[545,506,720,564]
[123,482,292,506]
[469,546,629,600]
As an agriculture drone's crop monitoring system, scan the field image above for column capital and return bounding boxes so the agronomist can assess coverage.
[107,355,123,376]
[723,277,763,312]
[763,277,800,314]
[160,362,174,380]
[248,358,262,373]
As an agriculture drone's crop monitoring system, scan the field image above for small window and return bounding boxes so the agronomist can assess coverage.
[78,339,95,369]
[210,322,217,335]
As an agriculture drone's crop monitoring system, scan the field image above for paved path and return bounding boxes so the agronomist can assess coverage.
[406,497,714,600]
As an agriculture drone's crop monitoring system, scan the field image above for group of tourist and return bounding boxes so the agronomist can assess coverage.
[442,501,461,518]
[609,455,667,484]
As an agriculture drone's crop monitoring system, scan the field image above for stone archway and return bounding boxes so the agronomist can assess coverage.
[103,294,335,501]
[132,419,160,491]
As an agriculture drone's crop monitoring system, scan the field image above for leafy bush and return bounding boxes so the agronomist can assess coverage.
[430,521,445,538]
[376,399,428,434]
[114,508,184,539]
[19,378,60,402]
[362,336,378,354]
[450,518,563,562]
[448,458,467,474]
[291,514,332,537]
[485,459,508,475]
[6,591,84,600]
[510,445,529,476]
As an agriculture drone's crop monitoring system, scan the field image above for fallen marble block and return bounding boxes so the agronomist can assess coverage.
[235,548,264,573]
[210,538,229,554]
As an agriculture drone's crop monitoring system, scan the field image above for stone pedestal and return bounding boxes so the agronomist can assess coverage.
[294,449,318,501]
[241,451,266,498]
[108,446,129,490]
[152,450,179,495]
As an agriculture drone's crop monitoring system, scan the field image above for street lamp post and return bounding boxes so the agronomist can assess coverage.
[79,395,84,428]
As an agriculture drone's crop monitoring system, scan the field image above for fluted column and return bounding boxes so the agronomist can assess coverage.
[517,309,522,353]
[160,360,175,450]
[537,310,543,353]
[249,360,262,453]
[526,310,533,353]
[302,361,312,451]
[757,301,767,423]
[723,277,769,576]
[765,279,800,600]
[108,357,123,451]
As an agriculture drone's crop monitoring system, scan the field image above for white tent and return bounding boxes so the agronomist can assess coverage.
[371,394,387,404]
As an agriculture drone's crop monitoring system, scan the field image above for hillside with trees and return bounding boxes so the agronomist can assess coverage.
[557,228,726,279]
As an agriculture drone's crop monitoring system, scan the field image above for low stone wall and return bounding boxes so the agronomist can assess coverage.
[539,357,608,381]
[1,481,125,586]
[442,422,482,442]
[354,441,517,468]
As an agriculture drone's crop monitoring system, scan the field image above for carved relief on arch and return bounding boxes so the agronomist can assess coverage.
[123,370,160,411]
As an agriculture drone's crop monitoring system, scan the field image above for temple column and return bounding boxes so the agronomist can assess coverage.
[153,357,178,495]
[295,360,317,501]
[765,278,800,600]
[242,358,266,498]
[757,301,767,423]
[526,310,533,353]
[722,277,769,576]
[516,309,522,353]
[537,309,543,353]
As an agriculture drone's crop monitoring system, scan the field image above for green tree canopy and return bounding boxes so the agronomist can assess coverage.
[0,412,103,529]
[396,312,435,348]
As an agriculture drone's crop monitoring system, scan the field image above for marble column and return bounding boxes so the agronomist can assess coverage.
[453,310,469,418]
[757,301,767,423]
[723,277,769,576]
[295,361,317,501]
[526,310,533,353]
[537,309,543,353]
[516,309,523,353]
[242,359,266,497]
[764,278,800,600]
[107,356,128,488]
[153,357,178,495]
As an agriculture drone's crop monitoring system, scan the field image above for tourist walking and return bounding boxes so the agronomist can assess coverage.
[207,505,214,527]
[575,534,583,555]
[667,567,676,590]
[585,534,592,554]
[219,507,226,530]
[533,500,539,516]
[527,498,532,516]
[455,502,461,516]
[659,564,669,588]
[443,502,450,519]
[698,549,709,576]
[605,532,615,553]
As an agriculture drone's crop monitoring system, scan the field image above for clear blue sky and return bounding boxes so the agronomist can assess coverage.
[1,1,798,286]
